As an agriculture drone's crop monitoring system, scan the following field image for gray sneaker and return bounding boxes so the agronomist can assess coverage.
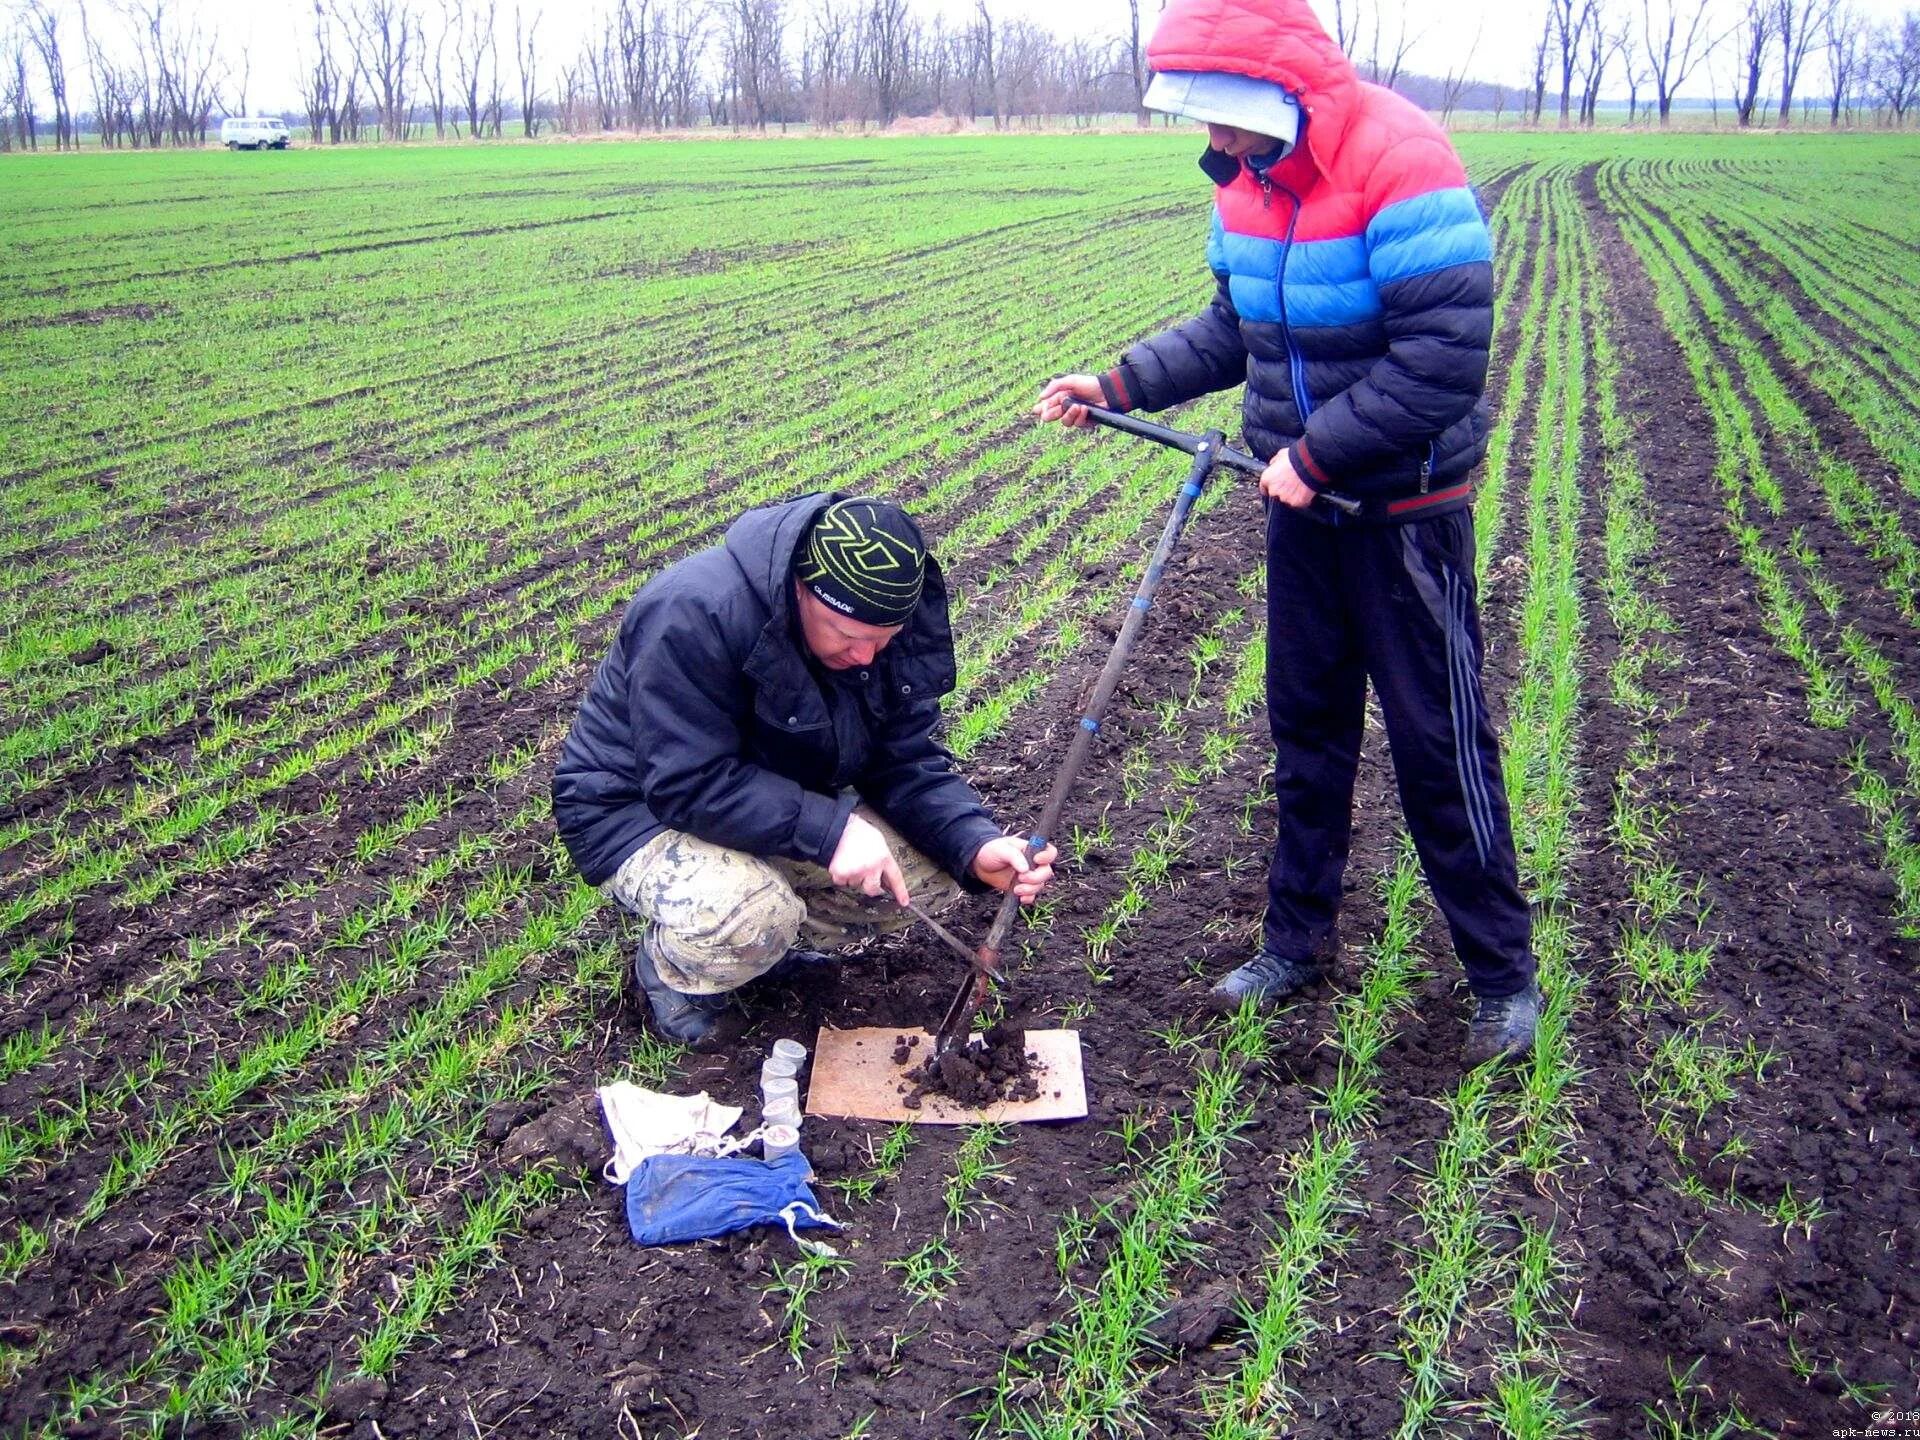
[1208,950,1328,1012]
[1464,982,1542,1066]
[628,935,731,1045]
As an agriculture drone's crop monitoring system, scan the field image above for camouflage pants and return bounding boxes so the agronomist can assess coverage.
[600,806,966,995]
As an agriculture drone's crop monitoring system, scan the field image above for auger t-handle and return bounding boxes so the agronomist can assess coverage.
[1080,403,1363,517]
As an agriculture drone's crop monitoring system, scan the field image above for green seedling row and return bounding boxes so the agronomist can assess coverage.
[1581,191,1777,1198]
[1382,164,1589,1434]
[1606,163,1920,943]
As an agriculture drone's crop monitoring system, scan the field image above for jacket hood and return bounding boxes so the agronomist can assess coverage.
[722,491,835,620]
[1148,0,1360,173]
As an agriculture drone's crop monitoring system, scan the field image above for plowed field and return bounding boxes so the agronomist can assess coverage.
[1,131,1916,1438]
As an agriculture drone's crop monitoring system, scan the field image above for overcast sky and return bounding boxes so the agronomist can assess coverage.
[83,0,1920,112]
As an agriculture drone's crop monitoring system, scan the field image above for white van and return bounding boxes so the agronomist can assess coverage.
[221,117,291,150]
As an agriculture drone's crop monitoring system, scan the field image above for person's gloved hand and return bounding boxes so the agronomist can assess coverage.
[1033,375,1104,428]
[1260,448,1316,508]
[972,837,1058,905]
[829,810,910,905]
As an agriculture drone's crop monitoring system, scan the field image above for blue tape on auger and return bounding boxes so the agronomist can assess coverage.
[1080,716,1100,732]
[1182,481,1203,499]
[1131,596,1151,612]
[1029,833,1048,850]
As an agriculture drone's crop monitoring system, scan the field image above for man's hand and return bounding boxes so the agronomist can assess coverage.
[829,811,910,906]
[1260,448,1316,508]
[971,837,1059,905]
[1033,375,1104,428]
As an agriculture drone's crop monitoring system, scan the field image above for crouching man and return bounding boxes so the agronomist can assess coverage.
[553,494,1056,1046]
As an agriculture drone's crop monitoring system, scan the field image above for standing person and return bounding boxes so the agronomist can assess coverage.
[1034,0,1538,1064]
[553,494,1056,1047]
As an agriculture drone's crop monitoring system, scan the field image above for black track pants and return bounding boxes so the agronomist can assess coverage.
[1261,501,1534,999]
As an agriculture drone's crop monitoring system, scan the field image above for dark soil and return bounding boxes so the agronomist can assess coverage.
[22,302,174,327]
[6,158,1920,1440]
[898,1022,1042,1108]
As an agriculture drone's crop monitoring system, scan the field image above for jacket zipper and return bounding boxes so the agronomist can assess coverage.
[1421,440,1435,493]
[1266,174,1312,422]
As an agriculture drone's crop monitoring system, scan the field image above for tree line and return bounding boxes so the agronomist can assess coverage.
[3,0,1919,151]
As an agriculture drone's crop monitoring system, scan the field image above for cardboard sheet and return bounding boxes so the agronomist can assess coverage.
[805,1026,1087,1125]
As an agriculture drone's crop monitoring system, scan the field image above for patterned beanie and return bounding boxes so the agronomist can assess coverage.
[796,498,927,626]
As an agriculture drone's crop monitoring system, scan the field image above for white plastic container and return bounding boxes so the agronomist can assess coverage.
[762,1075,799,1112]
[772,1037,807,1068]
[761,1038,807,1085]
[762,1123,800,1161]
[762,1094,801,1130]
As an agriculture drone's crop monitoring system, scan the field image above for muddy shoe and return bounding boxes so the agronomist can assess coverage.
[627,935,731,1046]
[1208,950,1328,1012]
[1464,982,1542,1067]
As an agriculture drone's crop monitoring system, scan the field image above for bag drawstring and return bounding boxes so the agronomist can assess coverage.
[779,1199,842,1256]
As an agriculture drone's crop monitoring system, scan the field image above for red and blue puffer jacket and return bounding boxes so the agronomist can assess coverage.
[1100,0,1494,522]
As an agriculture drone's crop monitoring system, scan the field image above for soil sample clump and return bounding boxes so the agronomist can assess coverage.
[901,1022,1041,1109]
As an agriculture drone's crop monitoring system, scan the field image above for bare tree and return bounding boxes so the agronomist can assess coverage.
[1869,10,1920,121]
[23,1,73,148]
[1529,4,1553,121]
[972,0,999,128]
[342,0,414,140]
[420,0,452,135]
[77,0,119,146]
[109,0,225,146]
[1548,0,1597,124]
[1622,41,1649,118]
[923,12,950,112]
[485,7,502,132]
[997,17,1049,123]
[3,25,33,150]
[1734,0,1775,123]
[807,0,852,124]
[9,0,1284,149]
[1775,0,1835,121]
[229,36,250,116]
[866,0,908,124]
[723,0,785,128]
[300,0,352,140]
[1824,2,1865,121]
[1124,0,1148,124]
[1639,0,1719,122]
[1439,20,1483,123]
[451,0,494,134]
[514,3,538,135]
[1579,8,1630,124]
[1362,0,1422,89]
[661,0,705,127]
[611,0,653,130]
[1332,0,1361,53]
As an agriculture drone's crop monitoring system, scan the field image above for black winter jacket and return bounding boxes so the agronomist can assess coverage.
[552,494,1003,888]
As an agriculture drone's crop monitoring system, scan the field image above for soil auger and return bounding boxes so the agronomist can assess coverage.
[925,404,1360,1056]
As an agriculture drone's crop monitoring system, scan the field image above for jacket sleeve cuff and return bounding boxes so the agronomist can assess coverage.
[795,789,860,868]
[1099,366,1138,412]
[1291,438,1334,490]
[949,817,1013,895]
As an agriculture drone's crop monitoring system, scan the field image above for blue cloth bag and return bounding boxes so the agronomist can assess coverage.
[625,1151,840,1247]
